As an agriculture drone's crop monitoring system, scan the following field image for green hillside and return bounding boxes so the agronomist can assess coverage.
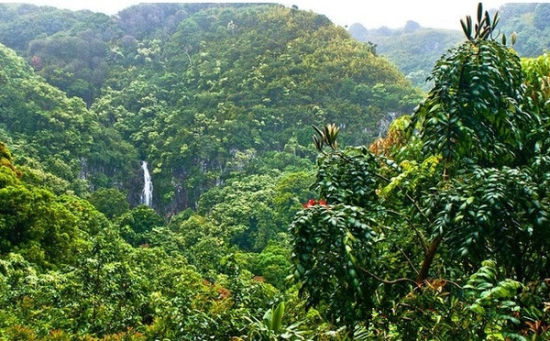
[497,3,550,56]
[0,3,421,213]
[349,22,462,90]
[1,2,549,339]
[349,3,550,90]
[0,44,135,195]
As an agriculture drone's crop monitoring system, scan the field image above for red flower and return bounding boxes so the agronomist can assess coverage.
[302,199,328,209]
[302,199,315,209]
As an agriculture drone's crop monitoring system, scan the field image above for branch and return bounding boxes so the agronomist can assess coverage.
[416,235,443,284]
[405,192,432,224]
[418,278,463,289]
[358,265,417,286]
[398,247,419,275]
[444,279,462,289]
[374,172,391,182]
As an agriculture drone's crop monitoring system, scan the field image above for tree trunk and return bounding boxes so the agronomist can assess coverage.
[416,235,442,284]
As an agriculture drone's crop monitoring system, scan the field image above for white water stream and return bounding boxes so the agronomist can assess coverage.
[378,112,397,137]
[140,161,153,207]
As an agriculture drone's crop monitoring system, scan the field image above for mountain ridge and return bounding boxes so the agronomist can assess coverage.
[0,3,421,214]
[348,3,550,89]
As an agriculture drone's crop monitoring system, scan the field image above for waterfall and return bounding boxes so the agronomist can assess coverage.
[377,112,398,137]
[78,158,88,180]
[140,161,153,207]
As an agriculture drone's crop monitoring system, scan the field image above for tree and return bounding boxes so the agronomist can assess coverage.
[290,4,550,338]
[0,143,107,268]
[118,205,164,246]
[88,188,130,219]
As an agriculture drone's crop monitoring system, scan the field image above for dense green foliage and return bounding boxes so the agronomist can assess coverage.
[293,5,550,339]
[0,3,420,338]
[0,43,137,195]
[0,3,420,214]
[0,143,297,339]
[1,2,549,339]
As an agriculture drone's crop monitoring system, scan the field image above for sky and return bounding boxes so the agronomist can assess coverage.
[0,0,543,29]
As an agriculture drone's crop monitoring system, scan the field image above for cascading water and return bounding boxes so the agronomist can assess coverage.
[140,161,153,207]
[377,112,398,137]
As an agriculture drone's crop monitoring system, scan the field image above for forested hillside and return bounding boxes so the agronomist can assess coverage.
[1,2,549,339]
[0,44,135,196]
[0,3,420,213]
[350,3,550,90]
[349,22,462,90]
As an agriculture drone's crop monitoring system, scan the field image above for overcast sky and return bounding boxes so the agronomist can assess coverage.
[0,0,543,29]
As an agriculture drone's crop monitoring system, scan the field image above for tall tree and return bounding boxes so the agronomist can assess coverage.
[291,4,550,337]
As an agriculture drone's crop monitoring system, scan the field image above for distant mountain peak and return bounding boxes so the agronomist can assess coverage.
[348,22,368,40]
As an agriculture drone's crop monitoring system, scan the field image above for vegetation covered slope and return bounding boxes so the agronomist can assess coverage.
[350,22,462,90]
[97,5,420,212]
[0,4,116,105]
[349,3,550,90]
[0,43,136,195]
[0,145,284,339]
[0,3,421,214]
[498,3,550,56]
[0,2,549,339]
